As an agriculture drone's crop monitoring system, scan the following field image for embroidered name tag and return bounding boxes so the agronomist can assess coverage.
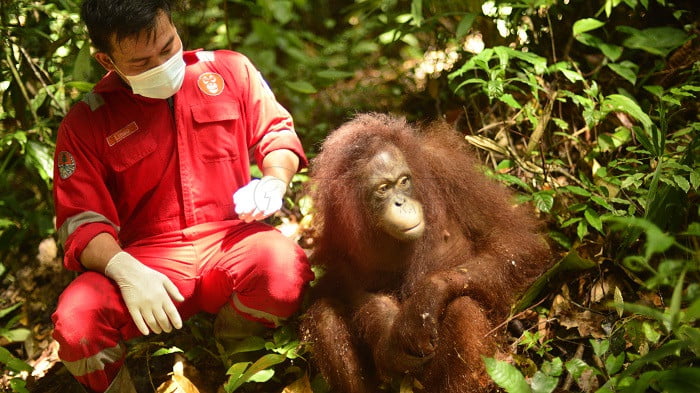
[107,122,139,146]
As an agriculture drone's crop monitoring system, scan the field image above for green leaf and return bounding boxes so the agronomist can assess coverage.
[316,70,355,80]
[456,13,476,40]
[563,185,592,197]
[602,94,652,131]
[576,33,623,61]
[498,93,522,109]
[533,191,555,213]
[248,368,275,383]
[410,0,423,27]
[270,1,294,25]
[284,80,317,94]
[73,40,93,82]
[584,208,604,233]
[228,336,267,355]
[672,175,690,193]
[605,352,625,375]
[548,231,572,249]
[0,303,22,319]
[590,339,610,358]
[618,26,689,57]
[2,328,31,343]
[608,61,639,85]
[656,368,700,393]
[565,358,590,380]
[226,353,286,392]
[0,347,33,373]
[683,222,700,237]
[577,220,589,240]
[541,358,564,377]
[484,357,531,393]
[573,18,605,36]
[152,346,183,357]
[530,371,558,393]
[9,378,30,393]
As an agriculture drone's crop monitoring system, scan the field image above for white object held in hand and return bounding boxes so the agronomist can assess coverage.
[104,251,184,335]
[233,176,287,223]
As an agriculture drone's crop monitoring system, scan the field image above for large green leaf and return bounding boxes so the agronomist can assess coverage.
[602,94,652,131]
[484,357,531,393]
[618,26,689,57]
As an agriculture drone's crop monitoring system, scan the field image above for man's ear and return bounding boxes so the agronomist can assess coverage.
[94,52,116,72]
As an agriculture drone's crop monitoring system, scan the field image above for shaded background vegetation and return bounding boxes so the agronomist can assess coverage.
[0,0,698,392]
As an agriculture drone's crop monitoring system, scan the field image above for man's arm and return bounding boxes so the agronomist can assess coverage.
[80,232,122,273]
[260,149,300,186]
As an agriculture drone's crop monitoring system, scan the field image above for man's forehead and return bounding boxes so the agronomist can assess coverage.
[108,12,173,58]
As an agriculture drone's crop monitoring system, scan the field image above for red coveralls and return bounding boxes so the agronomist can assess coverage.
[51,50,314,392]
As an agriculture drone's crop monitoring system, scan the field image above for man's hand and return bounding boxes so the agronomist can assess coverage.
[233,176,287,223]
[104,252,184,335]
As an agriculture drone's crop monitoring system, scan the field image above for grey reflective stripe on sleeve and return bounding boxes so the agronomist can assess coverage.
[62,343,125,377]
[57,211,119,246]
[81,91,105,111]
[232,294,283,327]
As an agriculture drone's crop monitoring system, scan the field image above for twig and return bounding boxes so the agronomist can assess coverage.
[526,90,558,155]
[484,297,548,338]
[19,45,66,117]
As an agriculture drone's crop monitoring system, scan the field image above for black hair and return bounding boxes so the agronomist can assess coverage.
[81,0,175,54]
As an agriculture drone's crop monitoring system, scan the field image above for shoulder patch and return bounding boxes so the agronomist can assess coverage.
[197,72,225,96]
[81,92,104,111]
[57,151,76,180]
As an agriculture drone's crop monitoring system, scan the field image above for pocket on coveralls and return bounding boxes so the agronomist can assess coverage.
[106,122,158,172]
[191,102,241,163]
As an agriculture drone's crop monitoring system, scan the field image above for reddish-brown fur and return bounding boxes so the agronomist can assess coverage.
[300,113,552,393]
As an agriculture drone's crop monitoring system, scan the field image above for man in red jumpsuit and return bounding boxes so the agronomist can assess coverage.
[51,0,314,391]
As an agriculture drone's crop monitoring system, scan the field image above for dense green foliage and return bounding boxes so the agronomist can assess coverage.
[1,0,698,392]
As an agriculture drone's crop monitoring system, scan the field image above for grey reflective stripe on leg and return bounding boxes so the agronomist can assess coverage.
[62,343,125,377]
[103,364,137,393]
[232,294,282,327]
[57,211,119,245]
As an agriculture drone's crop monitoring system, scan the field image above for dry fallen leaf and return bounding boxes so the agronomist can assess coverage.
[281,374,313,393]
[156,356,200,393]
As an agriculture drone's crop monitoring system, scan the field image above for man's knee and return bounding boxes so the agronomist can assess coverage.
[52,272,131,349]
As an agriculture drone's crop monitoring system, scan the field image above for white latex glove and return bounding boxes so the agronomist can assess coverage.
[233,176,287,223]
[104,252,184,335]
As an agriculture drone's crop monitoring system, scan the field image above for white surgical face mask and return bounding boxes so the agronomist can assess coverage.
[112,48,186,99]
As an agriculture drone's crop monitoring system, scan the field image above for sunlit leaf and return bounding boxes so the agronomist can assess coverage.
[573,18,606,36]
[530,371,558,393]
[672,175,690,193]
